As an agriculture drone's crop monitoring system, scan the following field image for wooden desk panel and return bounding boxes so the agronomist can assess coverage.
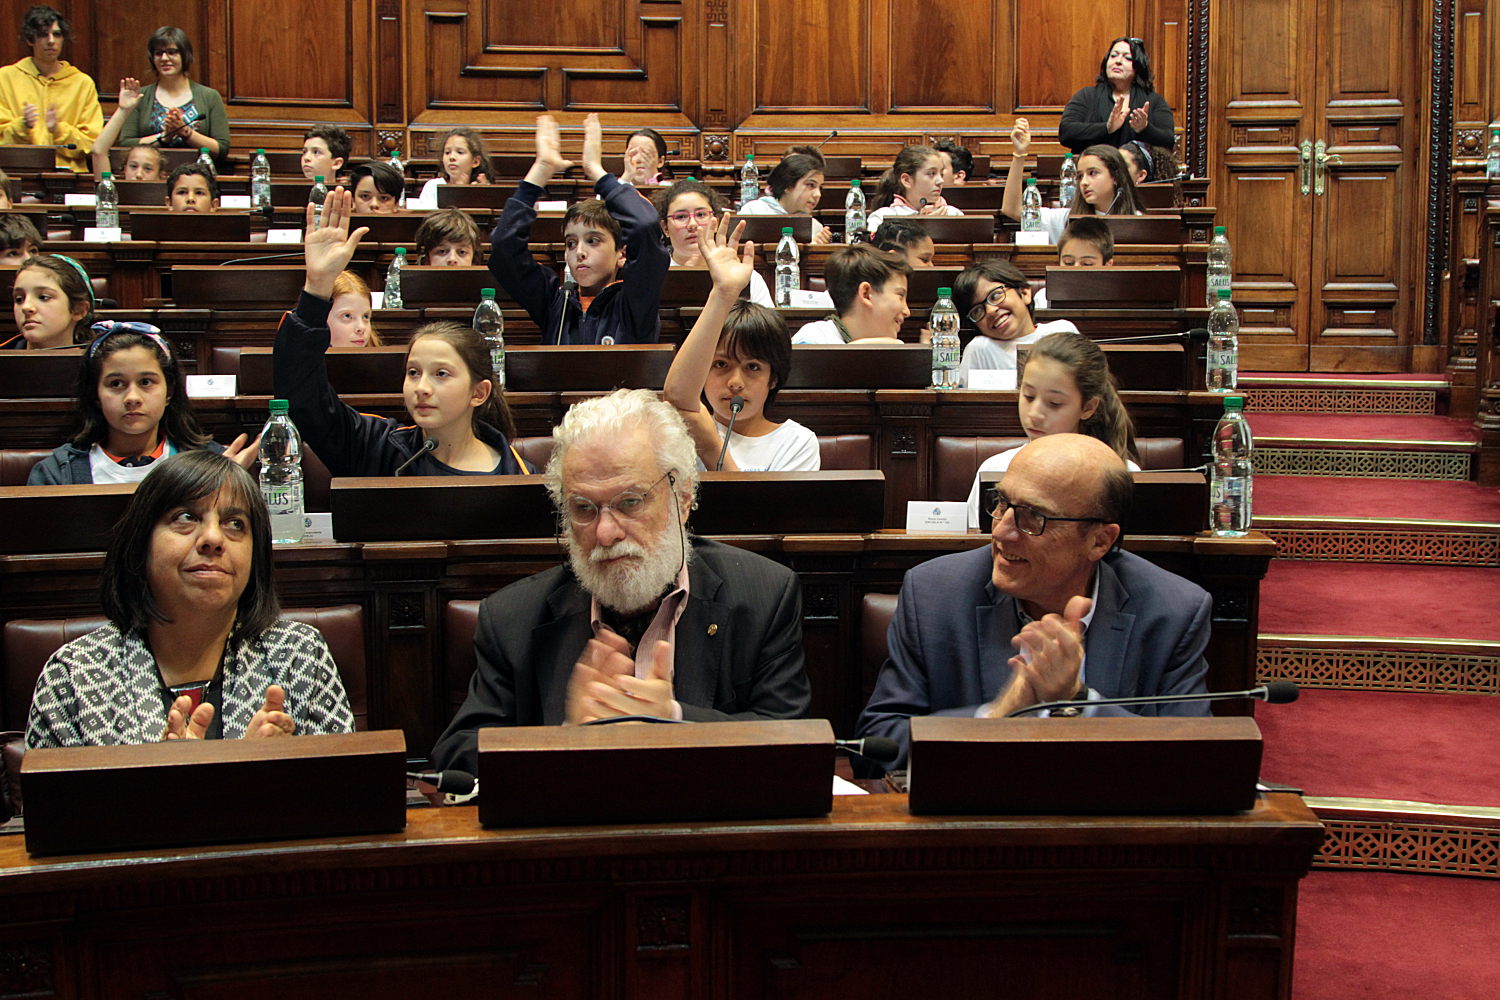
[0,793,1321,1000]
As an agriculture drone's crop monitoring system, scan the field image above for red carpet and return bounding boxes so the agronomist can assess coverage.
[1259,561,1500,640]
[1294,870,1500,1000]
[1257,689,1500,807]
[1246,413,1476,442]
[1255,476,1500,521]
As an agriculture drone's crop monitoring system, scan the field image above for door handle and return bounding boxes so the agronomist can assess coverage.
[1300,139,1312,196]
[1314,139,1342,196]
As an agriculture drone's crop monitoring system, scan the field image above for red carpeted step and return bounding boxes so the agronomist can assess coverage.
[1259,561,1500,640]
[1258,689,1500,807]
[1245,413,1475,442]
[1255,476,1500,521]
[1294,870,1500,1000]
[1243,371,1450,382]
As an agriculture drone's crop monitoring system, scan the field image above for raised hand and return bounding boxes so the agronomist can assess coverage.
[701,210,753,296]
[303,187,370,299]
[117,78,143,112]
[532,114,572,180]
[580,113,605,181]
[222,432,261,469]
[245,685,295,738]
[1010,117,1032,157]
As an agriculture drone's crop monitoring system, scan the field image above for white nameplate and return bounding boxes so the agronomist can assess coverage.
[267,229,303,244]
[83,226,122,243]
[220,194,251,209]
[536,200,568,212]
[64,193,96,206]
[369,290,385,310]
[788,289,832,309]
[301,512,334,542]
[1015,230,1052,247]
[966,369,1017,390]
[905,501,969,534]
[184,374,237,398]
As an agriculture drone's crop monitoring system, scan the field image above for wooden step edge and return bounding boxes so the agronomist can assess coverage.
[1256,515,1500,531]
[1260,634,1500,657]
[1308,799,1500,878]
[1306,797,1500,824]
[1256,436,1476,451]
[1241,377,1449,390]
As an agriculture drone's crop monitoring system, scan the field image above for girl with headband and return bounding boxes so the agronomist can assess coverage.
[7,253,95,349]
[27,321,258,484]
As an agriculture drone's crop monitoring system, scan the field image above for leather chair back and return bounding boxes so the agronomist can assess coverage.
[861,592,899,671]
[444,600,482,718]
[932,435,1187,502]
[0,449,50,486]
[1,605,370,733]
[817,434,875,470]
[513,437,555,474]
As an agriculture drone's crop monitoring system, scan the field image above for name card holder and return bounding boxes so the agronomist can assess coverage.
[907,716,1262,816]
[477,719,834,827]
[22,730,407,855]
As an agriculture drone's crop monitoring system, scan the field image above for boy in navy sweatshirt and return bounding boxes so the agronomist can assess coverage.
[489,113,669,345]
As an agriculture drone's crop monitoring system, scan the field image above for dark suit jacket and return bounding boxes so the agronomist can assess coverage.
[855,545,1212,771]
[432,537,811,774]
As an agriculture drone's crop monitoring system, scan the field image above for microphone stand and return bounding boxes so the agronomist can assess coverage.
[715,396,744,471]
[1005,682,1299,718]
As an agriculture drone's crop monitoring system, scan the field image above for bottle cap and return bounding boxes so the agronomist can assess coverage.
[200,148,209,154]
[851,178,861,188]
[1025,177,1036,185]
[101,171,111,179]
[268,398,289,414]
[480,288,495,299]
[257,148,265,155]
[782,226,793,234]
[1217,288,1232,299]
[747,153,754,161]
[1223,395,1244,410]
[1064,152,1074,159]
[936,287,952,297]
[315,175,324,183]
[395,247,407,256]
[1214,225,1226,234]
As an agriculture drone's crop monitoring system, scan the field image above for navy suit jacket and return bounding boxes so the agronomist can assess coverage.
[855,545,1212,771]
[432,537,811,774]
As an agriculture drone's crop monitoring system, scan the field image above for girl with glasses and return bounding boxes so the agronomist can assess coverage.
[655,178,773,307]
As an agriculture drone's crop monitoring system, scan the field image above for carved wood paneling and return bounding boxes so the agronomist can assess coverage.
[751,0,871,113]
[1014,0,1128,111]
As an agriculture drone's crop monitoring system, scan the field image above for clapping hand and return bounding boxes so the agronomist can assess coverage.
[162,695,214,740]
[162,107,188,142]
[580,112,605,182]
[21,102,36,130]
[1128,104,1150,132]
[303,187,369,299]
[245,685,296,738]
[44,105,57,135]
[1107,94,1129,132]
[531,114,572,181]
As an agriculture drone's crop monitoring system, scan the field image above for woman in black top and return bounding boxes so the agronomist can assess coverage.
[1058,37,1175,156]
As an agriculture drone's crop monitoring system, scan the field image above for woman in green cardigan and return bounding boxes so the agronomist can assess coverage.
[98,26,228,165]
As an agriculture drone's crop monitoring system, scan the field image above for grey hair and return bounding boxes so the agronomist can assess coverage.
[544,388,701,510]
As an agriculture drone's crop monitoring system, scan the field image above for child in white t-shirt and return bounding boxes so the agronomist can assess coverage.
[866,145,964,232]
[792,243,913,345]
[953,259,1078,384]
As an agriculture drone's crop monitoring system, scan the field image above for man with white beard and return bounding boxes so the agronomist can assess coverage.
[432,389,812,775]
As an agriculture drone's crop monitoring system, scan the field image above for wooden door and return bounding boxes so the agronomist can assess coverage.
[1214,0,1423,371]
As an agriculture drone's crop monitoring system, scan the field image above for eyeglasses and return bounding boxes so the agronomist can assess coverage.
[666,209,715,226]
[154,48,181,57]
[966,285,1024,324]
[987,491,1106,536]
[564,470,674,526]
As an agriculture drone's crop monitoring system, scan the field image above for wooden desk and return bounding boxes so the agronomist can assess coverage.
[0,793,1322,999]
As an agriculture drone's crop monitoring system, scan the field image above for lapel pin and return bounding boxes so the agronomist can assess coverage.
[707,623,718,636]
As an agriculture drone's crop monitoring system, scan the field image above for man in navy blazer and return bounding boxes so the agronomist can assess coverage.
[855,434,1211,771]
[433,389,810,776]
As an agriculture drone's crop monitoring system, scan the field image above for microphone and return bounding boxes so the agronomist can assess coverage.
[393,437,437,476]
[815,130,838,148]
[1005,681,1300,719]
[218,251,305,267]
[715,395,745,471]
[406,770,476,795]
[1090,329,1206,345]
[555,264,578,345]
[835,737,899,763]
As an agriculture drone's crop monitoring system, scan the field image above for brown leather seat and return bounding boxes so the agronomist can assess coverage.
[1,605,370,733]
[444,599,482,718]
[932,435,1187,501]
[861,592,899,671]
[210,346,241,377]
[513,436,554,474]
[817,434,875,470]
[0,449,50,486]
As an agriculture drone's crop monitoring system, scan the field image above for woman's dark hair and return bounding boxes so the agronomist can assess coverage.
[654,177,728,224]
[1120,140,1154,182]
[21,5,67,43]
[148,25,194,73]
[408,321,516,438]
[1071,144,1142,218]
[351,161,404,200]
[873,218,931,251]
[100,450,279,641]
[872,145,940,210]
[784,145,826,169]
[715,301,793,410]
[441,127,495,185]
[1095,36,1154,93]
[18,254,94,343]
[71,327,210,450]
[952,259,1033,328]
[1018,330,1137,463]
[765,153,823,200]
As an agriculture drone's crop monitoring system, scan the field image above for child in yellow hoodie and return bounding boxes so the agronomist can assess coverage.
[0,6,101,172]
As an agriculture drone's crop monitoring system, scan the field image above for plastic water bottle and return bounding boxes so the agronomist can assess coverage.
[740,153,759,208]
[1059,154,1078,208]
[474,288,505,388]
[259,399,305,544]
[929,287,961,389]
[1488,129,1500,180]
[197,147,215,178]
[388,148,407,207]
[1210,395,1253,537]
[1021,178,1043,232]
[844,178,866,244]
[774,227,799,307]
[95,171,118,229]
[251,149,271,211]
[385,247,406,309]
[309,175,328,228]
[1206,225,1232,306]
[1207,288,1239,392]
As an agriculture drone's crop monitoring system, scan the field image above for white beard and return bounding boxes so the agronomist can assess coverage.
[568,518,690,615]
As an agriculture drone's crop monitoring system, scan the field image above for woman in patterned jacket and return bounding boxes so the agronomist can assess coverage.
[26,450,354,746]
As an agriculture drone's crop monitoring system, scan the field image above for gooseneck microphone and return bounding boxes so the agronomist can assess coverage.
[715,395,745,471]
[555,264,578,345]
[835,737,899,763]
[1005,681,1300,719]
[393,438,438,476]
[815,130,839,148]
[407,770,476,795]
